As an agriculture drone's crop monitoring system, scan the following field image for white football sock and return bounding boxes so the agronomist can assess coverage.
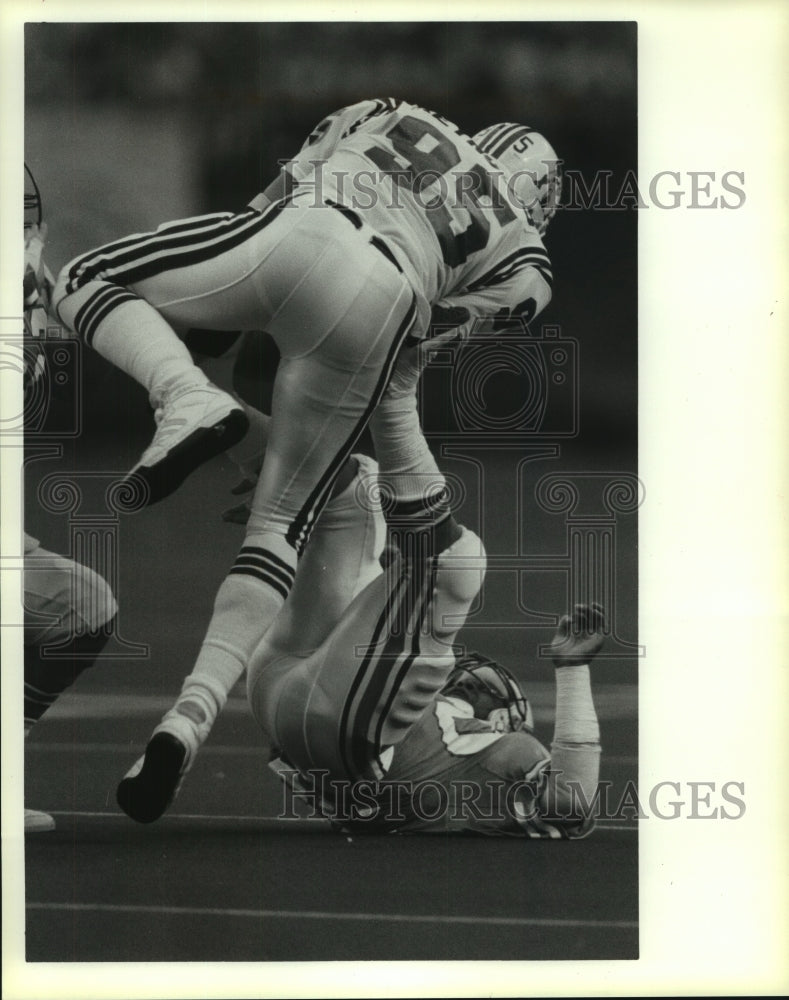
[162,533,296,754]
[58,282,207,405]
[368,390,443,499]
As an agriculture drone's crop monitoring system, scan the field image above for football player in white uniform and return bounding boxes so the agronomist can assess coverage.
[52,99,561,818]
[22,172,119,832]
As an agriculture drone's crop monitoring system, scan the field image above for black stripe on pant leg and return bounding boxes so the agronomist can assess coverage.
[340,558,428,780]
[347,559,434,778]
[346,583,424,780]
[286,294,417,554]
[73,207,285,290]
[371,557,438,756]
[65,211,252,287]
[286,294,418,555]
[67,203,289,292]
[337,573,409,781]
[66,212,237,292]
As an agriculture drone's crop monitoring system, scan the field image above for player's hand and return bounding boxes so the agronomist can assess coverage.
[550,603,606,667]
[222,496,252,525]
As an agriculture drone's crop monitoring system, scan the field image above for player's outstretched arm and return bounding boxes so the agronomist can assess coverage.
[541,603,605,825]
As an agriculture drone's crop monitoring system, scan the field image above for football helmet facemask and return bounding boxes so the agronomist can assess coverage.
[23,163,57,342]
[471,123,562,235]
[443,652,534,734]
[25,162,43,231]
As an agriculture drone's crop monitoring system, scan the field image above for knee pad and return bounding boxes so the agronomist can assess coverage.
[30,557,117,642]
[70,561,118,634]
[435,526,487,606]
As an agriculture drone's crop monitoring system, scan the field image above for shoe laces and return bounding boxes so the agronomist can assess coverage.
[152,403,188,441]
[152,383,207,437]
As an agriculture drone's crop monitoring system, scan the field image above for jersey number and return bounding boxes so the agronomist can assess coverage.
[365,115,516,268]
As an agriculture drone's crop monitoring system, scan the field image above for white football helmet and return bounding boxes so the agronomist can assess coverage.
[25,162,43,231]
[472,123,562,234]
[24,163,56,339]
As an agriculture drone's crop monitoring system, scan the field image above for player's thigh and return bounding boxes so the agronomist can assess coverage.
[247,571,384,767]
[264,568,418,781]
[246,260,415,540]
[129,203,387,338]
[246,645,304,740]
[56,210,271,327]
[129,232,274,332]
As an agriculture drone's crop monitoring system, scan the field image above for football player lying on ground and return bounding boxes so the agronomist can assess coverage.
[53,98,561,815]
[118,452,604,837]
[250,457,604,837]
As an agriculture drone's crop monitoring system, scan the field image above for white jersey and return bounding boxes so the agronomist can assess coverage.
[262,98,553,338]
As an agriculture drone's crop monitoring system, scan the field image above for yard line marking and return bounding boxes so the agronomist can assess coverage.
[26,742,266,756]
[40,810,640,832]
[25,901,638,929]
[25,744,640,767]
[47,810,322,823]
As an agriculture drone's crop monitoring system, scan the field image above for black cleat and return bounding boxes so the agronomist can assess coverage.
[124,384,249,507]
[116,732,188,824]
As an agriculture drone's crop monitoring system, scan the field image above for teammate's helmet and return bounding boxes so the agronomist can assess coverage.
[471,124,562,235]
[443,652,534,733]
[24,163,43,231]
[23,162,57,345]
